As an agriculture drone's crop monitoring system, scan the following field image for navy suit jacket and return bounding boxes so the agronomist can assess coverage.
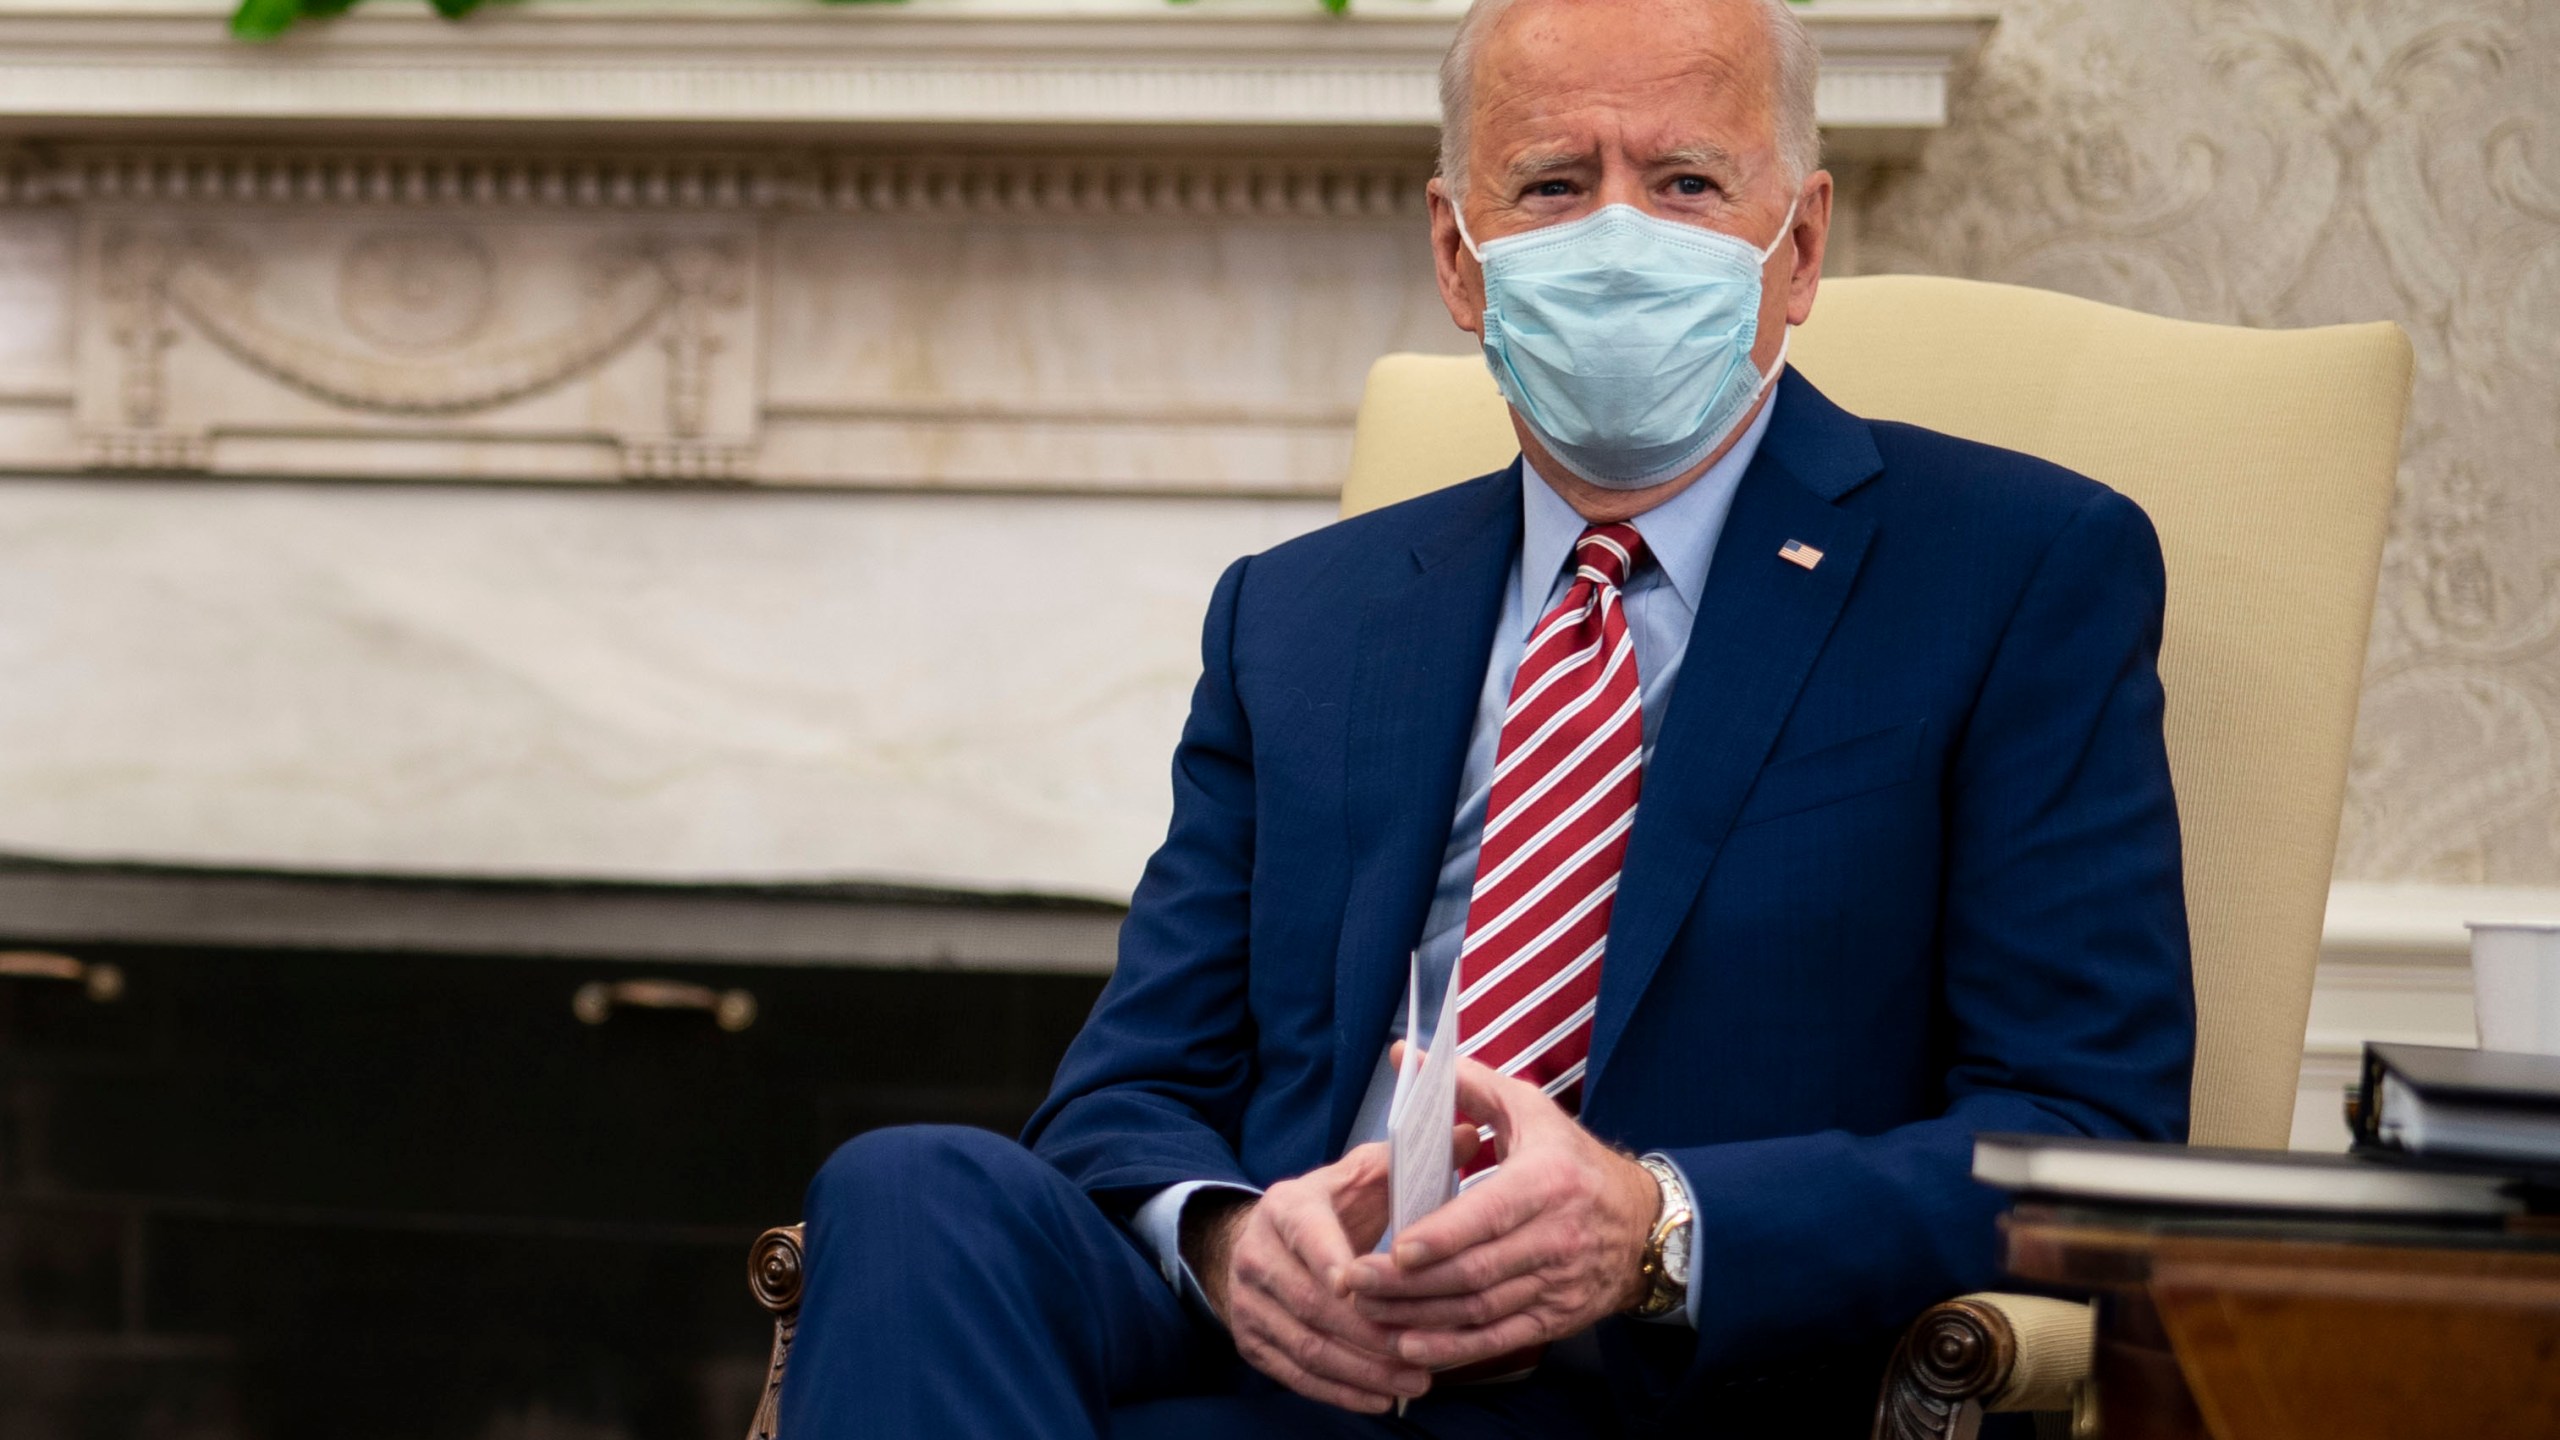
[1023,369,2195,1420]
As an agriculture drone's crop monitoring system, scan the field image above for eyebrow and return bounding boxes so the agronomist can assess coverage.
[1499,147,1591,186]
[1496,141,1743,189]
[1651,143,1740,174]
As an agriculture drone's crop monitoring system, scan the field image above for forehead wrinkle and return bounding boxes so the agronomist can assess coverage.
[1464,5,1785,194]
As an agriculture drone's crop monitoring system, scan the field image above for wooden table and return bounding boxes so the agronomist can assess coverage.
[2002,1205,2560,1440]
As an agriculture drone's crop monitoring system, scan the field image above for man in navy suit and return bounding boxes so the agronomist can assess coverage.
[777,0,2194,1434]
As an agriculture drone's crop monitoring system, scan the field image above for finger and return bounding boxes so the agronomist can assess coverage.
[1448,1056,1544,1151]
[1233,1323,1407,1415]
[1237,1219,1406,1354]
[1327,1142,1394,1254]
[1394,1309,1558,1371]
[1450,1121,1483,1171]
[1323,1141,1391,1190]
[1254,1261,1409,1356]
[1352,1270,1544,1329]
[1370,1164,1540,1272]
[1234,1300,1430,1405]
[1339,1192,1390,1258]
[1347,1217,1550,1299]
[1268,1187,1361,1292]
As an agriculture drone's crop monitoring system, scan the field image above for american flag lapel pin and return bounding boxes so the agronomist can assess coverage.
[1778,539,1824,570]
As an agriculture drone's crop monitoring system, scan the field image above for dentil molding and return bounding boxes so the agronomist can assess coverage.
[0,147,1434,220]
[0,0,1996,152]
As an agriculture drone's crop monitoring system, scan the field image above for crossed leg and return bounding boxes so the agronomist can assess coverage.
[776,1125,1615,1440]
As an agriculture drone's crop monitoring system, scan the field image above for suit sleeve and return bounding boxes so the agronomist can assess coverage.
[1660,488,2196,1375]
[1020,555,1264,1209]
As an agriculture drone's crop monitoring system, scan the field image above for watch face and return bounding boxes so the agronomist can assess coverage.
[1662,1223,1692,1289]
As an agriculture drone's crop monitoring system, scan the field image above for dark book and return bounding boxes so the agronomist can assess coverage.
[2356,1042,2560,1166]
[1972,1132,2518,1219]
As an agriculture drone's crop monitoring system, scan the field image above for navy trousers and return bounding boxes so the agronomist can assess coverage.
[775,1125,1619,1440]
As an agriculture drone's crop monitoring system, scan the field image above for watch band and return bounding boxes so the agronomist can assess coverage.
[1630,1154,1694,1319]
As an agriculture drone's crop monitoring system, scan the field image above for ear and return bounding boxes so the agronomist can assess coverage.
[1428,177,1486,339]
[1784,169,1833,328]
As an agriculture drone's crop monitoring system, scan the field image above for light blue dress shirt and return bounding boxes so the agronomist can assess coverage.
[1131,393,1779,1331]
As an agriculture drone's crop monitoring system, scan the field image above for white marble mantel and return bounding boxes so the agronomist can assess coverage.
[0,0,1994,145]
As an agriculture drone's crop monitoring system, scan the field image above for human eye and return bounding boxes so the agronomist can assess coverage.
[1669,174,1720,198]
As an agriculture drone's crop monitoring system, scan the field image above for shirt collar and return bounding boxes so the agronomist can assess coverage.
[1516,388,1780,629]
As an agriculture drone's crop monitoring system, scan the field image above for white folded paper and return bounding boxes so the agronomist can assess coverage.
[1386,950,1465,1248]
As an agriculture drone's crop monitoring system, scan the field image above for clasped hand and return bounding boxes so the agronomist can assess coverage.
[1194,1053,1661,1413]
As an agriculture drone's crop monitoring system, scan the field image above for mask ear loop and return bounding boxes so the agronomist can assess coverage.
[1739,195,1804,413]
[1451,199,1485,264]
[1749,328,1792,401]
[1759,191,1803,355]
[1758,195,1801,265]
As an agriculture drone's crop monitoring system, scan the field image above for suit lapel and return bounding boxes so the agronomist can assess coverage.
[1584,372,1886,1102]
[1328,465,1522,1153]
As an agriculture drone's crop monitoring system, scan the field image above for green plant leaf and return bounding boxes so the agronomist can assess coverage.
[232,0,1369,38]
[229,0,306,39]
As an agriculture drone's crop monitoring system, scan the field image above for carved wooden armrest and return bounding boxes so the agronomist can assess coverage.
[1871,1292,2094,1440]
[745,1224,806,1440]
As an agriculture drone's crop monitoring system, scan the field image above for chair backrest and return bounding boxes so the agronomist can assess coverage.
[1342,275,2411,1149]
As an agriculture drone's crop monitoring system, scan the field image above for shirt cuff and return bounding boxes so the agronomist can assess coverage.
[1641,1151,1702,1329]
[1131,1179,1264,1321]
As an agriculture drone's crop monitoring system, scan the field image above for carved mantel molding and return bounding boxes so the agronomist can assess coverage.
[0,0,1995,151]
[21,146,1431,486]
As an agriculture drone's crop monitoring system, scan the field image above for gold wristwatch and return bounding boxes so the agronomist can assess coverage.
[1629,1154,1694,1320]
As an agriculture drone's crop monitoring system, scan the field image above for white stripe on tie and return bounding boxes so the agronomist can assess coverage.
[1455,522,1645,1181]
[1459,936,1606,1058]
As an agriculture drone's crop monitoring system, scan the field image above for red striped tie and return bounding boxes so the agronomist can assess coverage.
[1455,523,1646,1173]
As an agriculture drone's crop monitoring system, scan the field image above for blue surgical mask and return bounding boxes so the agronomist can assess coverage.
[1458,200,1796,490]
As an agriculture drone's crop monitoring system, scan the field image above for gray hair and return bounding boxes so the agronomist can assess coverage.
[1436,0,1821,203]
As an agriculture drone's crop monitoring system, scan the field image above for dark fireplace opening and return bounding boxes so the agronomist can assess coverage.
[0,859,1116,1440]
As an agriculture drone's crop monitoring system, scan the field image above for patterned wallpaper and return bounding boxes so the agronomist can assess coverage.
[1851,0,2560,884]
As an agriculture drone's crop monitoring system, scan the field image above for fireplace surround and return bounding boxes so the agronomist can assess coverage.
[0,856,1117,1440]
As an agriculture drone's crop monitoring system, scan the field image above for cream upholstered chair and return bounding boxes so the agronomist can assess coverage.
[1342,275,2412,1439]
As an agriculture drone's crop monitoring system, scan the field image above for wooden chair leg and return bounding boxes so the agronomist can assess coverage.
[745,1224,807,1440]
[1872,1297,2020,1440]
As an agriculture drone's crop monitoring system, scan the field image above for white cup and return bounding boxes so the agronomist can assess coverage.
[2467,921,2560,1055]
